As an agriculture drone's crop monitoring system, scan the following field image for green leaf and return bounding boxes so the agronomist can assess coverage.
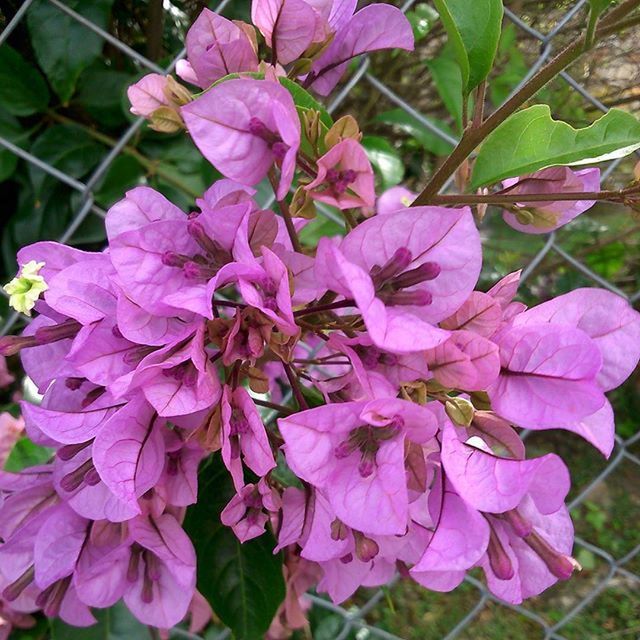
[76,66,133,129]
[94,156,146,208]
[27,0,115,103]
[183,457,285,640]
[50,602,148,639]
[4,437,52,472]
[472,105,640,188]
[373,109,455,156]
[0,110,30,182]
[362,135,404,189]
[426,44,465,130]
[586,0,615,45]
[29,124,106,194]
[432,0,504,93]
[279,77,333,129]
[0,45,50,116]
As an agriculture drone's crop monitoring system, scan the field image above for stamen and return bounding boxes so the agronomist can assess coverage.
[57,440,93,461]
[2,565,35,601]
[60,458,95,492]
[502,509,533,538]
[391,262,441,289]
[161,251,190,268]
[524,530,580,580]
[370,248,412,287]
[378,290,432,307]
[487,525,515,580]
[0,335,38,356]
[354,531,379,562]
[34,320,81,344]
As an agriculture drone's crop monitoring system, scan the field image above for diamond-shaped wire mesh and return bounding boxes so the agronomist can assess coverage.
[0,1,638,639]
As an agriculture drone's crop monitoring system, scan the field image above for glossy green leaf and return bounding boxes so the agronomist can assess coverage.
[0,46,50,116]
[0,110,30,182]
[4,437,52,472]
[433,0,504,93]
[76,66,133,129]
[362,135,404,189]
[279,77,333,129]
[426,44,464,130]
[50,602,148,639]
[27,0,115,103]
[28,124,106,194]
[472,105,640,188]
[183,457,285,640]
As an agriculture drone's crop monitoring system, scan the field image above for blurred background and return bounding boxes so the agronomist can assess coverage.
[0,1,638,638]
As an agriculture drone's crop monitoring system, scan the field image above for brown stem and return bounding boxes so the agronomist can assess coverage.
[283,364,309,410]
[413,1,640,204]
[294,299,355,317]
[254,398,294,416]
[267,169,302,253]
[428,186,640,206]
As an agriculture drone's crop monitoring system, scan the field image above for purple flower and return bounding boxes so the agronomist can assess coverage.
[221,479,281,542]
[182,79,301,199]
[305,139,375,210]
[278,398,438,535]
[502,167,600,233]
[73,514,196,628]
[315,207,481,352]
[181,9,258,88]
[220,386,276,490]
[305,4,414,95]
[376,186,416,215]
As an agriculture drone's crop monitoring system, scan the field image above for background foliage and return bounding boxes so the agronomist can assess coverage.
[0,0,638,638]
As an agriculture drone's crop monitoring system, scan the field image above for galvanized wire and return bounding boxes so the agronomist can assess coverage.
[0,1,638,639]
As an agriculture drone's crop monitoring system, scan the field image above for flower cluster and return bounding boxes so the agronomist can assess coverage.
[1,1,639,636]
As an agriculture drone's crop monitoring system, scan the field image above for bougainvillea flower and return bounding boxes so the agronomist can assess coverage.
[501,167,600,233]
[441,419,570,515]
[480,497,576,604]
[92,396,166,513]
[220,386,275,490]
[109,200,253,318]
[182,79,300,199]
[304,139,375,209]
[488,323,606,431]
[511,288,640,392]
[221,478,281,542]
[127,74,173,118]
[316,207,481,352]
[74,514,196,628]
[425,330,500,391]
[182,9,258,88]
[252,0,319,65]
[237,246,299,336]
[306,4,414,95]
[410,476,489,591]
[376,186,416,214]
[279,398,438,535]
[111,324,221,417]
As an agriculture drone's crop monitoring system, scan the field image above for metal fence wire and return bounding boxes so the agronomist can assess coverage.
[1,1,639,639]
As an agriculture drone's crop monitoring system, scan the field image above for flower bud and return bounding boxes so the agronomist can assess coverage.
[149,106,184,133]
[325,115,361,150]
[301,109,323,151]
[163,75,193,106]
[290,186,317,219]
[445,397,475,427]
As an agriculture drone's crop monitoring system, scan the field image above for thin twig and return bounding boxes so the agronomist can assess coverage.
[413,0,640,204]
[282,363,309,410]
[267,169,302,253]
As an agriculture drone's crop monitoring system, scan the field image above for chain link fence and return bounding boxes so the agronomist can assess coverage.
[0,1,638,638]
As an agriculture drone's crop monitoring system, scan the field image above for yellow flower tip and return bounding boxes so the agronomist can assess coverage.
[3,260,49,316]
